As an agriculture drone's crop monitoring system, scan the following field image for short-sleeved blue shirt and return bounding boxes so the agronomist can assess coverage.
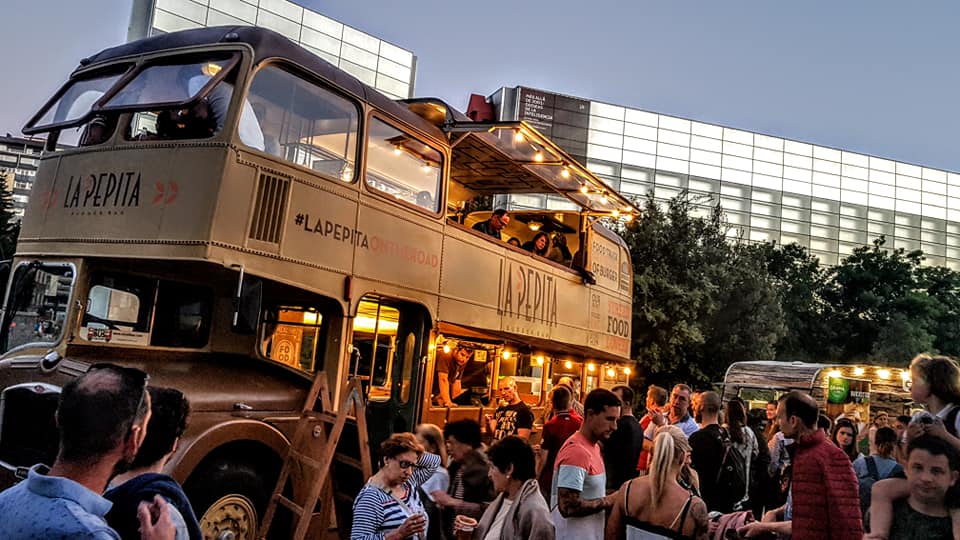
[0,465,120,539]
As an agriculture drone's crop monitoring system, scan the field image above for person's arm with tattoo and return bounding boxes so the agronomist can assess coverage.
[557,487,614,517]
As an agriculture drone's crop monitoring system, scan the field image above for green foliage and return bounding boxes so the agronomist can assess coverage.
[621,192,960,387]
[0,174,18,259]
[622,192,784,388]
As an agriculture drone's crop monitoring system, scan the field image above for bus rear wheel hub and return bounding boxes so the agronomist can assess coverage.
[199,494,258,540]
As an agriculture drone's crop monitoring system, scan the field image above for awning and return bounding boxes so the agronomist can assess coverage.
[443,120,641,217]
[437,321,633,365]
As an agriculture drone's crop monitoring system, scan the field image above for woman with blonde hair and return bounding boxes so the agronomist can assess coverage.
[605,425,708,540]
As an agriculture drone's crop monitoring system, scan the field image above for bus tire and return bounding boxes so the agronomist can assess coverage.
[185,454,278,540]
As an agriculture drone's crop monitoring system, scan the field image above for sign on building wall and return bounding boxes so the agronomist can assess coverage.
[517,87,590,165]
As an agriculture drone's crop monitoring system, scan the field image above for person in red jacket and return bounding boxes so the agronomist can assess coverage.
[778,390,862,540]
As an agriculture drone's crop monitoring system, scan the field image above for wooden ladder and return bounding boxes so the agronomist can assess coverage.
[258,373,372,540]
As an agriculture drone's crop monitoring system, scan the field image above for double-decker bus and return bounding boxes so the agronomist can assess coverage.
[0,26,636,539]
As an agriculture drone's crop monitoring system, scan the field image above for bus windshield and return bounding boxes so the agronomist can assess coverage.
[0,263,74,353]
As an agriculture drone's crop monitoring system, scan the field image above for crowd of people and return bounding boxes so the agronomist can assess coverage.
[3,353,960,540]
[354,352,960,540]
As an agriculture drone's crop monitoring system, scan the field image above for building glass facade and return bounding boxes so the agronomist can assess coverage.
[129,0,417,99]
[491,86,960,269]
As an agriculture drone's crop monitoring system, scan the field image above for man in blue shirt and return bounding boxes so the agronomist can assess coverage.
[669,384,699,437]
[0,363,174,539]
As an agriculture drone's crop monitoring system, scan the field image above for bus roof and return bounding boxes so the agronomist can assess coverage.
[79,25,445,143]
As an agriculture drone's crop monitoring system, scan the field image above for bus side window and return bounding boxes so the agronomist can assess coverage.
[365,118,442,212]
[243,65,359,181]
[260,307,324,373]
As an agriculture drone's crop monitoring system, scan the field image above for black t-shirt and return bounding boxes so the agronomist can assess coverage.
[689,424,729,512]
[604,415,645,491]
[493,401,534,440]
[886,498,952,540]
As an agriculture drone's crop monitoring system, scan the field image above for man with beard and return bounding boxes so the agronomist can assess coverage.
[552,388,621,540]
[0,364,174,539]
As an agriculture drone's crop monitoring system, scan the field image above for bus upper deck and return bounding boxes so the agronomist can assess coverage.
[16,25,637,375]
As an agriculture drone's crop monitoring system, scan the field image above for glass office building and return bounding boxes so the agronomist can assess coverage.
[128,0,417,99]
[489,86,960,269]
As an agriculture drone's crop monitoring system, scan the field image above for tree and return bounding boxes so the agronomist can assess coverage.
[827,236,935,364]
[0,173,18,260]
[748,241,838,361]
[620,191,785,387]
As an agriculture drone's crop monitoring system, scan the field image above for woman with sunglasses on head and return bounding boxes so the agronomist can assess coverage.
[352,432,441,540]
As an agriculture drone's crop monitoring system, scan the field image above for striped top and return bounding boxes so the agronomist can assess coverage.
[351,452,441,540]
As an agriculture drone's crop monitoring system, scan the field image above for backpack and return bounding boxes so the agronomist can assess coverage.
[715,427,749,512]
[858,456,903,519]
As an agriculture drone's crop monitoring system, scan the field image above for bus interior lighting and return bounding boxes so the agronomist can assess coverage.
[502,350,511,360]
[606,367,615,377]
[623,367,632,375]
[828,369,842,378]
[535,355,545,366]
[877,369,891,380]
[587,363,595,372]
[564,360,573,369]
[853,367,865,376]
[900,370,911,381]
[579,184,589,194]
[561,165,570,178]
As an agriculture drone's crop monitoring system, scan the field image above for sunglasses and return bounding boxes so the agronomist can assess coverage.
[88,363,150,422]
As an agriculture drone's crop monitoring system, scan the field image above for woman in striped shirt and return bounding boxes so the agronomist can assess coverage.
[352,433,441,540]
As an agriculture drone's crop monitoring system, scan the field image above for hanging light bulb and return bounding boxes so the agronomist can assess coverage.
[853,367,865,376]
[514,129,525,143]
[536,355,545,366]
[502,350,511,360]
[393,146,402,155]
[533,150,544,162]
[561,166,571,179]
[579,184,589,194]
[564,360,573,369]
[611,209,620,218]
[600,193,609,204]
[878,369,891,380]
[587,363,596,372]
[623,367,632,375]
[442,343,451,354]
[624,213,634,222]
[606,368,615,377]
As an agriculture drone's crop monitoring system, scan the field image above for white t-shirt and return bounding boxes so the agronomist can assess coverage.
[483,498,514,540]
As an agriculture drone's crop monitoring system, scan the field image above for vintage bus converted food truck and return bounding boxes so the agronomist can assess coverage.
[0,27,637,539]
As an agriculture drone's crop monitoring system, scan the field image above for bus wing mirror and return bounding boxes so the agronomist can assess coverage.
[233,278,262,335]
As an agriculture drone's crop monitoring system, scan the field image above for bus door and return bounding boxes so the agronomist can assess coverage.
[349,296,429,457]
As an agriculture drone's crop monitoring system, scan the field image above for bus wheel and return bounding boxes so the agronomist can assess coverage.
[199,494,257,540]
[185,457,277,540]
